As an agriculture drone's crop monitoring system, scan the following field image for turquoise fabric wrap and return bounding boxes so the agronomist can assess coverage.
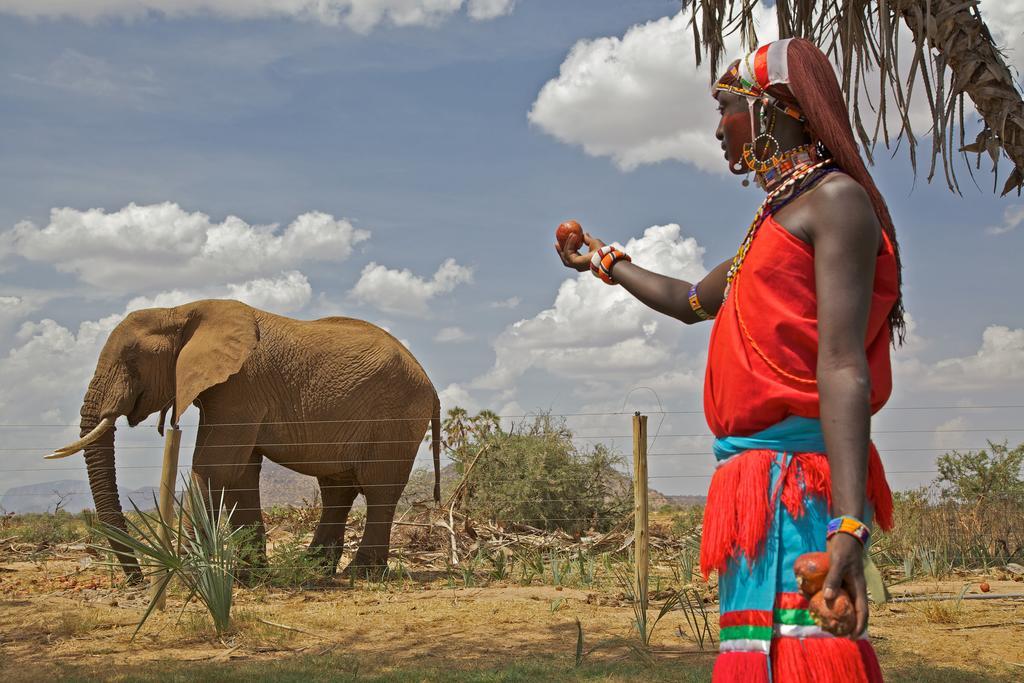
[712,415,825,462]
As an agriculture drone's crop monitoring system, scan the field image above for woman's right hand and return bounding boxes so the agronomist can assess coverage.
[555,232,606,273]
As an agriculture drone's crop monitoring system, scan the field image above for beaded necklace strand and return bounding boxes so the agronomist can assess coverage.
[723,157,833,299]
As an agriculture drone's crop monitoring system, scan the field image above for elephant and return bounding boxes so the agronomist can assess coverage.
[46,299,441,583]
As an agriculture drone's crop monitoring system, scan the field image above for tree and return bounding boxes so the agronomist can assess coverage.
[683,1,1024,194]
[438,409,630,533]
[935,441,1024,503]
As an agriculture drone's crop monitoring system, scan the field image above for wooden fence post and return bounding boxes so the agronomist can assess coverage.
[632,413,649,621]
[152,426,181,610]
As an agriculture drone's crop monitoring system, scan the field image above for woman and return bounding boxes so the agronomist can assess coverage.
[556,39,899,682]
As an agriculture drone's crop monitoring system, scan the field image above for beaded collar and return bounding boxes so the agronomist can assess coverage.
[757,144,820,192]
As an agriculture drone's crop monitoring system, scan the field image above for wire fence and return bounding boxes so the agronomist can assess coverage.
[2,407,1022,592]
[2,406,1021,494]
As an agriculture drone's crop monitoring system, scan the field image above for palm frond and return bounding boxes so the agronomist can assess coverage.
[683,0,1024,194]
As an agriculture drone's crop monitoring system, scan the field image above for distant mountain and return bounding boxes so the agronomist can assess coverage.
[259,460,320,507]
[2,461,703,515]
[0,480,160,514]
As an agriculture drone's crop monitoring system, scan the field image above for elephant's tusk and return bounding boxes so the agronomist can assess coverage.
[44,417,114,459]
[44,450,76,460]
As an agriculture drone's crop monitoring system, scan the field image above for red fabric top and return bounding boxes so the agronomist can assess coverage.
[704,213,898,437]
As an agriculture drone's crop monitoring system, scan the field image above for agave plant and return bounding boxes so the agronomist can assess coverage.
[89,477,241,637]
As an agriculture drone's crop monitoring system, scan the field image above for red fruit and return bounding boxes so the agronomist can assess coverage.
[793,551,830,597]
[808,589,856,637]
[556,220,584,251]
[979,582,991,593]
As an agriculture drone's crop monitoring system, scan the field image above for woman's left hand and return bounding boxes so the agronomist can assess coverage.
[822,532,869,637]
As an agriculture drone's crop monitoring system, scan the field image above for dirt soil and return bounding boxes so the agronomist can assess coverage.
[1,555,1022,681]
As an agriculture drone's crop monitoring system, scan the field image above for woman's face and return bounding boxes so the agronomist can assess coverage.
[715,90,752,175]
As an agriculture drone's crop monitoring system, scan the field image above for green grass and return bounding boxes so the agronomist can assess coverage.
[52,654,715,682]
[45,652,1021,683]
[0,511,88,545]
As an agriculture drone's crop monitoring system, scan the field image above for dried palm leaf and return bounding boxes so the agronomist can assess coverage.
[682,0,1024,194]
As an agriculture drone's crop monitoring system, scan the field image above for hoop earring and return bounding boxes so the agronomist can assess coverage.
[742,133,782,173]
[742,106,782,174]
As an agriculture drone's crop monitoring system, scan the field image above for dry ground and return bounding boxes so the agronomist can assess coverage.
[1,553,1022,682]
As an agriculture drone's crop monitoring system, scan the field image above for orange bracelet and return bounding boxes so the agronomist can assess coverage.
[590,245,631,285]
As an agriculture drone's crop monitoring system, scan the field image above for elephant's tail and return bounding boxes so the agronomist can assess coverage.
[432,396,442,505]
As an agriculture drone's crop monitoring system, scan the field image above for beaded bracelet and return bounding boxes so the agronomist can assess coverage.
[826,516,870,545]
[590,244,631,285]
[687,284,715,321]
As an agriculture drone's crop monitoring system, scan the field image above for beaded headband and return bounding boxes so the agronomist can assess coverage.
[714,38,805,123]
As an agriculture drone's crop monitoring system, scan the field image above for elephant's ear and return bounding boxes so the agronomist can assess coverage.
[173,300,258,423]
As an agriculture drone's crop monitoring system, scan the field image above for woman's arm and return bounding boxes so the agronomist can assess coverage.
[555,232,730,324]
[806,175,881,638]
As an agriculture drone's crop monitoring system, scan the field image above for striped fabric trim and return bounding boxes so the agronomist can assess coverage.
[774,608,817,626]
[775,592,809,610]
[736,38,794,91]
[775,624,831,638]
[720,625,773,642]
[720,609,772,628]
[753,44,770,88]
[719,609,773,652]
[765,39,792,86]
[719,638,771,654]
[775,624,874,640]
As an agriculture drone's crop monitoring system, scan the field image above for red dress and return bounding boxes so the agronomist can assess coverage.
[700,213,895,683]
[704,213,899,438]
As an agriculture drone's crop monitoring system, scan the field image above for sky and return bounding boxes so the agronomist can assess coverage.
[1,0,1023,502]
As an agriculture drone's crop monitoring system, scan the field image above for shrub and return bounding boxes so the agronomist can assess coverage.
[874,442,1024,573]
[443,411,630,534]
[0,510,86,545]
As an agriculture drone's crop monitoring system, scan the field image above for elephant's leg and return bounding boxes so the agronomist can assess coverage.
[307,472,359,574]
[191,423,266,571]
[348,483,403,574]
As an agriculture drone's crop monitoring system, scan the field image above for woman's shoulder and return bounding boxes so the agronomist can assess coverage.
[801,171,881,244]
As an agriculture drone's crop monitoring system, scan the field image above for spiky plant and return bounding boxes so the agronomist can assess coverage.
[89,477,241,637]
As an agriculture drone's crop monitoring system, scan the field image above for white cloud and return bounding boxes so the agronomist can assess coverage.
[979,2,1024,73]
[933,416,969,451]
[438,382,479,414]
[0,314,123,426]
[529,9,777,173]
[434,326,473,343]
[350,257,473,316]
[13,49,162,106]
[528,5,998,175]
[473,223,708,395]
[985,205,1024,236]
[465,0,513,21]
[0,295,40,338]
[0,0,512,32]
[0,203,369,292]
[126,271,313,314]
[490,296,520,309]
[927,325,1024,390]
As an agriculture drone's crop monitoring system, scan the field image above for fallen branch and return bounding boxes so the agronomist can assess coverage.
[443,444,490,510]
[941,620,1024,631]
[256,618,334,641]
[890,593,1024,603]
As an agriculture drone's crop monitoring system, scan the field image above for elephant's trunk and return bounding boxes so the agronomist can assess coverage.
[81,388,144,584]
